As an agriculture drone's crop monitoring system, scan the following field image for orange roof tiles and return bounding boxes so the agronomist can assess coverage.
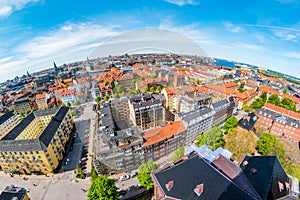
[36,93,46,99]
[61,89,75,97]
[143,121,186,147]
[264,103,300,120]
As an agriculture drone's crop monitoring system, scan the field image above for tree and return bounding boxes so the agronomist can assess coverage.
[260,92,268,102]
[256,133,286,165]
[137,161,158,190]
[88,176,119,200]
[128,90,133,95]
[281,98,296,111]
[224,128,256,161]
[224,116,238,131]
[144,87,149,93]
[95,96,101,103]
[110,80,115,89]
[150,86,155,93]
[104,80,109,86]
[113,93,119,98]
[268,94,280,106]
[196,127,224,150]
[283,89,287,94]
[75,99,80,106]
[163,84,167,88]
[53,104,57,108]
[66,102,71,107]
[116,85,124,93]
[136,89,141,94]
[156,85,162,92]
[150,74,157,78]
[170,147,184,162]
[103,95,109,101]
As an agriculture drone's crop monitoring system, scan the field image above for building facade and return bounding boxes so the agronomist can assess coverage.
[143,121,186,162]
[0,107,74,174]
[179,107,215,145]
[128,93,165,131]
[0,113,20,140]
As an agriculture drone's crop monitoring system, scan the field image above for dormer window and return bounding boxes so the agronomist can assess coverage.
[194,184,204,196]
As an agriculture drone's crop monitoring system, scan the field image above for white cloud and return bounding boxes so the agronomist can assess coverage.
[283,51,300,59]
[164,0,199,6]
[223,22,242,33]
[0,22,121,81]
[235,42,262,50]
[273,30,299,42]
[0,0,40,17]
[0,5,12,17]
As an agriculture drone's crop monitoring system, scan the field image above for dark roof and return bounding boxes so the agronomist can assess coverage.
[212,156,262,200]
[212,99,230,111]
[180,107,215,123]
[256,108,277,119]
[153,155,258,200]
[0,107,69,152]
[240,156,290,200]
[0,185,27,200]
[1,113,35,140]
[39,106,69,147]
[33,108,58,117]
[238,112,257,131]
[0,113,14,126]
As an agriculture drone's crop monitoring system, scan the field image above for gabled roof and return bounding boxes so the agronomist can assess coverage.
[152,155,258,200]
[238,112,257,131]
[240,156,290,200]
[0,113,15,127]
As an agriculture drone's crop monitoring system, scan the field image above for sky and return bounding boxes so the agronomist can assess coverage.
[0,0,300,82]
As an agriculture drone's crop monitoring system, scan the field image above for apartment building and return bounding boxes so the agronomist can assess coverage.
[36,93,47,110]
[143,121,186,162]
[0,107,74,174]
[179,107,215,145]
[256,106,300,142]
[179,93,212,113]
[128,93,165,131]
[0,185,30,200]
[0,113,20,140]
[211,99,231,126]
[13,97,35,114]
[94,101,144,175]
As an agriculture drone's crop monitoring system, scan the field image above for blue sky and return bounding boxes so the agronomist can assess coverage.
[0,0,300,81]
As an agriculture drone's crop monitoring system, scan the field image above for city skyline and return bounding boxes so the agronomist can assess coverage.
[0,0,300,81]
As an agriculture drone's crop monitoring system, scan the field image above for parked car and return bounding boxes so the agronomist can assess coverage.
[80,157,87,162]
[130,172,138,178]
[78,162,86,167]
[119,175,130,181]
[80,166,86,170]
[119,190,126,196]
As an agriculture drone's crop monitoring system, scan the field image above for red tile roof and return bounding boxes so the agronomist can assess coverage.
[264,103,300,120]
[143,121,186,147]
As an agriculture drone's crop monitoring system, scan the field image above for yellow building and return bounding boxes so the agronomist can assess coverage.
[0,107,74,174]
[0,113,20,140]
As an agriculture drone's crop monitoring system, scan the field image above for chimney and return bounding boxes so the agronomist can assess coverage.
[194,183,204,196]
[165,181,174,191]
[250,168,258,174]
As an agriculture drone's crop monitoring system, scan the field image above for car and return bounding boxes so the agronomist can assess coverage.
[79,161,86,166]
[80,166,86,170]
[82,146,88,151]
[119,174,130,181]
[118,190,126,196]
[130,172,138,178]
[80,157,87,162]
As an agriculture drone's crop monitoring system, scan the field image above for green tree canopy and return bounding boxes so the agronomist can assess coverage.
[156,85,162,92]
[95,96,101,103]
[268,94,281,106]
[113,93,119,98]
[170,147,185,162]
[66,102,71,107]
[260,92,268,102]
[103,95,109,101]
[256,133,286,164]
[196,126,224,150]
[144,87,149,93]
[150,86,155,93]
[224,128,256,161]
[137,161,158,190]
[150,74,157,78]
[136,89,141,94]
[224,116,238,131]
[75,99,80,106]
[283,89,287,94]
[116,85,124,93]
[88,176,119,200]
[280,97,296,111]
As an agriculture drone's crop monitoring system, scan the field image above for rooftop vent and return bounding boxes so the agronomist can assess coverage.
[243,160,249,166]
[165,181,174,191]
[278,181,284,192]
[250,168,258,174]
[194,183,204,196]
